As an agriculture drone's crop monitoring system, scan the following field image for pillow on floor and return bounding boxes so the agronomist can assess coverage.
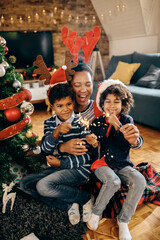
[110,61,141,85]
[135,64,160,88]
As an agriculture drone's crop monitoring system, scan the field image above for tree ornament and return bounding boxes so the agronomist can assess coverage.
[0,89,32,110]
[1,60,9,69]
[4,46,9,55]
[33,145,41,155]
[22,143,29,151]
[0,115,31,141]
[2,182,16,214]
[25,130,33,138]
[20,101,34,115]
[12,79,22,89]
[0,36,6,46]
[0,64,5,77]
[4,107,21,122]
[9,55,16,64]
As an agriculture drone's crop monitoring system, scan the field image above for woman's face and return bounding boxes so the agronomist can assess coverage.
[71,71,93,111]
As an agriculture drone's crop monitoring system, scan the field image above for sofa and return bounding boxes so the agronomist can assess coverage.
[91,51,160,130]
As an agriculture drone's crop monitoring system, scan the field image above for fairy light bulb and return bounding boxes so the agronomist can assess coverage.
[42,9,46,16]
[84,16,88,24]
[92,15,96,23]
[76,16,79,23]
[35,12,39,20]
[54,7,57,13]
[122,3,126,12]
[1,15,4,23]
[28,15,31,23]
[60,11,64,18]
[68,14,72,22]
[19,16,23,24]
[100,13,104,20]
[116,4,120,13]
[10,16,14,24]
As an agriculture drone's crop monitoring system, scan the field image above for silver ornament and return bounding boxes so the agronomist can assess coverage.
[33,145,41,155]
[1,61,9,69]
[22,144,29,151]
[0,36,6,46]
[0,65,5,77]
[20,102,34,115]
[12,79,21,89]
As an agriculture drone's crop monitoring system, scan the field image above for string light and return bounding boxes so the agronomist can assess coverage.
[27,15,31,23]
[1,15,4,24]
[19,16,23,24]
[10,16,14,24]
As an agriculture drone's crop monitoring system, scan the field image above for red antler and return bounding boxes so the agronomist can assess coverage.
[61,26,83,62]
[81,26,101,64]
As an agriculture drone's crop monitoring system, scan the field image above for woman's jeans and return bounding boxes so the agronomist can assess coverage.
[20,166,90,211]
[93,166,146,222]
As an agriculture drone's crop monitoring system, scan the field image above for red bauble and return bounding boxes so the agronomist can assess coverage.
[24,89,32,102]
[4,107,21,122]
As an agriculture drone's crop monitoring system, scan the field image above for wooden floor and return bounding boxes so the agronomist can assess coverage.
[31,103,160,240]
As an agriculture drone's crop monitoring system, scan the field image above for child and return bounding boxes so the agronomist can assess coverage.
[86,80,146,240]
[37,83,97,225]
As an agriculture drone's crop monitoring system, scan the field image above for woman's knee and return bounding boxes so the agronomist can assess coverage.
[36,178,48,196]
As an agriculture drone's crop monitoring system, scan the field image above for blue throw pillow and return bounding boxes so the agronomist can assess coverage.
[131,52,160,84]
[105,53,133,79]
[135,64,160,88]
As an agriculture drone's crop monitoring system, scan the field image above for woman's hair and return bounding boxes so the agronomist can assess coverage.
[48,83,75,105]
[99,84,134,114]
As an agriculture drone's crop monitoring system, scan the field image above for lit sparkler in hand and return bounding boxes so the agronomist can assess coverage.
[76,113,90,134]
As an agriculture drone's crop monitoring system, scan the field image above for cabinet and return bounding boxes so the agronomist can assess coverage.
[23,80,49,103]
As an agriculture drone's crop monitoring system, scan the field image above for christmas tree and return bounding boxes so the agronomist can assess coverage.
[0,36,45,197]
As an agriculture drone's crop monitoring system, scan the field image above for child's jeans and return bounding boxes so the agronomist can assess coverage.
[93,165,146,222]
[20,166,90,211]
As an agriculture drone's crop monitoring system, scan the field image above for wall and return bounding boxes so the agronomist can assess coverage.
[91,0,160,57]
[0,0,109,81]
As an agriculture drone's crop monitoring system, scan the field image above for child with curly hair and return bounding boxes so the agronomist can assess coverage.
[86,79,146,240]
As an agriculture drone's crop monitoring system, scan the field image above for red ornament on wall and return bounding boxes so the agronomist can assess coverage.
[4,107,21,122]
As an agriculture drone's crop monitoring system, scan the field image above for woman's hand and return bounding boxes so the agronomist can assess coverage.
[120,124,139,145]
[59,138,88,155]
[86,134,98,148]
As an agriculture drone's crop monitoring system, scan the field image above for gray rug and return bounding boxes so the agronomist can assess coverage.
[0,188,86,240]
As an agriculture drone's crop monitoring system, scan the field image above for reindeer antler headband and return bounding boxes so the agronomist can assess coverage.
[33,26,101,89]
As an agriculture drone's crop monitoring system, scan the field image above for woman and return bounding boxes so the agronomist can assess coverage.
[57,63,142,156]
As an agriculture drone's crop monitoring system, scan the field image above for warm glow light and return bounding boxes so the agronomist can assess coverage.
[35,12,39,20]
[76,16,79,23]
[10,16,14,24]
[19,16,23,24]
[42,9,46,16]
[1,15,5,23]
[54,7,57,13]
[28,15,31,23]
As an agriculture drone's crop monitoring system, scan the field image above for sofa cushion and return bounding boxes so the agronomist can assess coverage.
[105,53,133,79]
[135,64,160,88]
[131,52,160,83]
[110,61,141,85]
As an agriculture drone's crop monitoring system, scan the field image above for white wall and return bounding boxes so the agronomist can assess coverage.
[91,0,160,56]
[109,35,158,57]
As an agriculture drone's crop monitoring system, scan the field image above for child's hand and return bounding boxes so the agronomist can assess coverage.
[120,124,140,145]
[106,112,121,131]
[86,134,98,148]
[53,122,72,139]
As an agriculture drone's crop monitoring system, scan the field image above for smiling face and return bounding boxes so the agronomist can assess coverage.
[103,94,122,116]
[71,71,93,112]
[52,96,74,122]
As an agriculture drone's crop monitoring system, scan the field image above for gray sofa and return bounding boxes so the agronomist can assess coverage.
[91,52,160,130]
